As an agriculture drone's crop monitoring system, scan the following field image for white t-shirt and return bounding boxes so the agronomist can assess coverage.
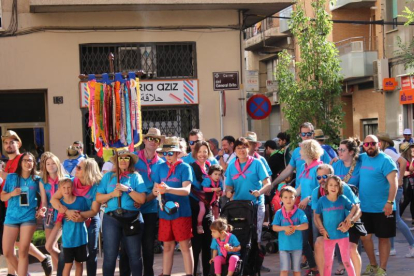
[101,161,114,174]
[384,148,400,176]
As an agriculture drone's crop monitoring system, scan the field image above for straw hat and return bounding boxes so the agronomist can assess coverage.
[375,132,394,147]
[400,142,414,153]
[66,146,80,160]
[143,128,165,144]
[159,137,182,152]
[314,129,329,140]
[1,130,22,146]
[245,131,262,146]
[109,149,139,164]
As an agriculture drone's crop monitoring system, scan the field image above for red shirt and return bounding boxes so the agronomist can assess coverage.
[1,154,23,206]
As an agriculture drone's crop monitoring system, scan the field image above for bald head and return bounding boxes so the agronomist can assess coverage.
[364,135,379,143]
[363,135,380,157]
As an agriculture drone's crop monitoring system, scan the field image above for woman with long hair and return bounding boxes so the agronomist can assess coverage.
[1,152,47,276]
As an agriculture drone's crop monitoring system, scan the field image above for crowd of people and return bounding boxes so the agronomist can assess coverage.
[0,122,413,276]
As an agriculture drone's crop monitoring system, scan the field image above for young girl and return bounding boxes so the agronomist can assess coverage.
[272,186,308,276]
[202,164,223,219]
[314,175,357,276]
[209,218,241,276]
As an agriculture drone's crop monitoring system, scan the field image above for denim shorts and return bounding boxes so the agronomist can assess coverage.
[5,220,37,228]
[279,249,302,272]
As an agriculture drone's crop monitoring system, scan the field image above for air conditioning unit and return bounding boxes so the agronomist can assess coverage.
[373,59,389,90]
[350,41,363,52]
[273,92,279,103]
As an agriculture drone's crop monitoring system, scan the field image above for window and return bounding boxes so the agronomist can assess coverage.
[386,0,398,31]
[266,59,277,81]
[79,42,196,79]
[0,0,3,29]
[362,119,378,138]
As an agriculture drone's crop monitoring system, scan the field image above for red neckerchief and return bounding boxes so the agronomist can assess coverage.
[195,160,211,177]
[48,177,59,196]
[282,205,298,226]
[119,171,130,179]
[138,149,159,181]
[319,185,326,197]
[208,176,220,204]
[5,154,23,173]
[253,152,260,159]
[73,178,92,197]
[232,156,254,180]
[216,233,232,258]
[298,159,323,179]
[166,160,183,180]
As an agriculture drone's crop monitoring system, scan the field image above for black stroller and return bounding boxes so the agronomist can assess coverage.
[211,200,263,276]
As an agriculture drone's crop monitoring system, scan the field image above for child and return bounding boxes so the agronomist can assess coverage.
[272,186,308,276]
[202,164,224,219]
[209,218,241,276]
[56,178,89,276]
[314,175,357,276]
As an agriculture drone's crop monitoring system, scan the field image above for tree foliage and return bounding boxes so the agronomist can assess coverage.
[397,1,414,70]
[276,0,344,146]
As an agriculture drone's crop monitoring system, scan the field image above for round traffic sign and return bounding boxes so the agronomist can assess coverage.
[246,94,272,120]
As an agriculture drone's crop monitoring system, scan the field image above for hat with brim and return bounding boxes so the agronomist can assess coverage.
[314,129,329,140]
[109,150,139,164]
[1,130,22,146]
[376,132,394,147]
[143,128,165,144]
[159,137,182,152]
[400,142,414,153]
[66,146,80,159]
[245,131,262,146]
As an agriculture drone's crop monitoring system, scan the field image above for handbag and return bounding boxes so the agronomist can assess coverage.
[349,218,367,237]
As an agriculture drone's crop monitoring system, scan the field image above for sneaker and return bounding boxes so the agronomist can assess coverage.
[375,249,396,256]
[197,225,204,234]
[41,254,53,276]
[405,246,414,258]
[376,267,387,276]
[260,265,271,272]
[362,264,378,276]
[305,270,320,276]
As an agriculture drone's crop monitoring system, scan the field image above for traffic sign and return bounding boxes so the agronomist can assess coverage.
[246,94,272,120]
[213,72,239,91]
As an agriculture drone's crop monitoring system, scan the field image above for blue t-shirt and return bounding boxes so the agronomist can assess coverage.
[272,208,308,251]
[255,154,272,177]
[316,195,353,240]
[311,183,360,210]
[97,172,146,212]
[333,160,361,187]
[201,178,223,190]
[134,156,165,214]
[289,146,331,170]
[81,185,98,210]
[4,174,40,224]
[296,165,319,205]
[151,162,193,220]
[359,152,398,213]
[41,179,58,208]
[182,154,219,165]
[210,234,241,256]
[60,196,89,248]
[225,158,269,206]
[322,144,338,159]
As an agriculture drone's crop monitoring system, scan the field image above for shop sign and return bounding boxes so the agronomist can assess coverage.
[213,72,239,91]
[383,78,397,91]
[246,70,259,92]
[400,75,414,105]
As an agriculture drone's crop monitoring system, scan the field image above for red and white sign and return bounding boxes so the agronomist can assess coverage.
[400,76,414,105]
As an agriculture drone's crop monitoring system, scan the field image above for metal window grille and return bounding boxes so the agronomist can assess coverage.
[79,43,197,79]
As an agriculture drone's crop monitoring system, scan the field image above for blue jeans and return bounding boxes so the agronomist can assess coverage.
[396,188,414,246]
[102,212,144,276]
[302,205,316,268]
[279,250,302,272]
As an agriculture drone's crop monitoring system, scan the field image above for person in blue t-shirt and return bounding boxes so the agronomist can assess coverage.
[359,135,398,276]
[1,152,47,276]
[96,150,146,276]
[202,164,223,220]
[55,178,89,276]
[151,137,194,276]
[272,186,308,276]
[209,218,241,276]
[314,175,357,276]
[182,129,219,165]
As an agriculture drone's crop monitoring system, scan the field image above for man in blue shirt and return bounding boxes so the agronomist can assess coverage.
[403,128,414,143]
[359,135,398,276]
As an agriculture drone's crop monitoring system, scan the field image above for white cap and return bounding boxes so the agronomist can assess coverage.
[403,128,412,135]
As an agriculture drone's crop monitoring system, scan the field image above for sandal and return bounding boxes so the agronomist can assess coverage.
[197,225,204,234]
[335,268,345,275]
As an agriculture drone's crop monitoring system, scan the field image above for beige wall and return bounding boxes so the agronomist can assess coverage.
[0,6,244,160]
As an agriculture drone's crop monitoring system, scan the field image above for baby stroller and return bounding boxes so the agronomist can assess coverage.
[211,200,263,276]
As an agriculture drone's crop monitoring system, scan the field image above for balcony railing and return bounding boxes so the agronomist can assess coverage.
[330,0,376,11]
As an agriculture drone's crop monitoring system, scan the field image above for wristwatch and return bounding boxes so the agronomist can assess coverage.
[127,187,133,194]
[386,200,394,205]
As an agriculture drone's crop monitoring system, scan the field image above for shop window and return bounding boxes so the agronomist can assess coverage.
[362,119,378,138]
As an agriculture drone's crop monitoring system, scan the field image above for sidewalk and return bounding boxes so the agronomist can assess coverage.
[2,213,414,276]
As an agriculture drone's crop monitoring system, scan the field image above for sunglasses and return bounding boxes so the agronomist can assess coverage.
[316,174,329,180]
[189,140,201,146]
[22,159,34,163]
[363,142,377,147]
[337,148,347,153]
[300,132,313,137]
[163,152,175,157]
[118,156,131,161]
[76,165,82,171]
[146,137,161,143]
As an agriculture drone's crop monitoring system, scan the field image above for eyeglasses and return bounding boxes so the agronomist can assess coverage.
[235,146,248,151]
[162,152,175,157]
[22,159,34,163]
[118,156,131,161]
[316,175,329,180]
[189,140,201,146]
[146,137,161,143]
[337,148,347,153]
[300,132,313,137]
[76,165,82,171]
[363,142,377,147]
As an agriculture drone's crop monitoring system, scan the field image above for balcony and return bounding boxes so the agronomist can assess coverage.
[330,0,376,11]
[29,0,294,27]
[335,37,378,80]
[244,6,292,52]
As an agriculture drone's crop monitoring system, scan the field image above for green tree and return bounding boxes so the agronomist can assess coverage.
[276,0,344,146]
[397,1,414,70]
